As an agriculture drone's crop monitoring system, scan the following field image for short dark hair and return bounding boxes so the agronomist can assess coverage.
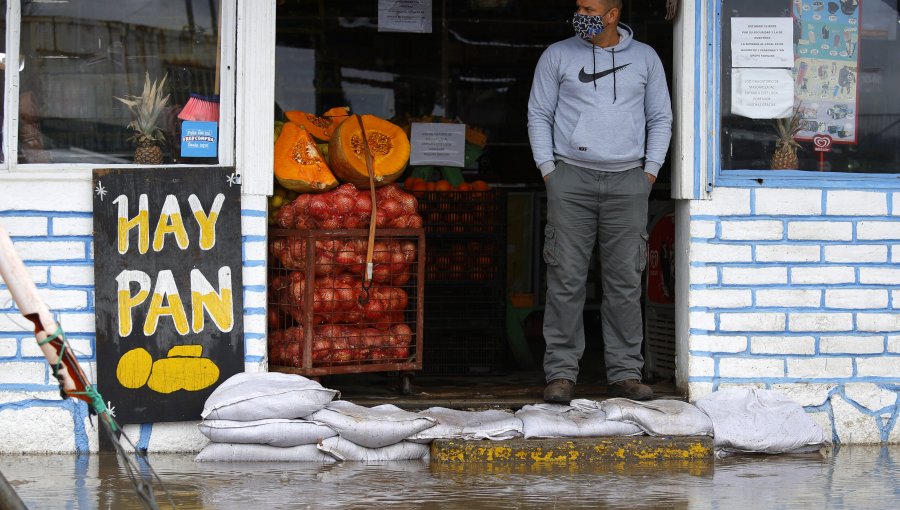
[602,0,623,10]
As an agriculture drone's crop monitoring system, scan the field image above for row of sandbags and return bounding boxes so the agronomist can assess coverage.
[194,372,830,462]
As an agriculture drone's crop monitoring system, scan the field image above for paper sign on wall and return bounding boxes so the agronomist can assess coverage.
[731,17,794,68]
[378,0,432,33]
[181,121,218,158]
[410,122,465,167]
[731,68,794,119]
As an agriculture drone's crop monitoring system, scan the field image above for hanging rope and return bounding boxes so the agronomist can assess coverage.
[356,114,378,305]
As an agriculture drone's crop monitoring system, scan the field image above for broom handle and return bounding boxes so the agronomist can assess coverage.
[0,223,78,395]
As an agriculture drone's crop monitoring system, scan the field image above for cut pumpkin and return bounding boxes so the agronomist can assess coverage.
[329,114,410,188]
[284,106,350,142]
[274,121,338,193]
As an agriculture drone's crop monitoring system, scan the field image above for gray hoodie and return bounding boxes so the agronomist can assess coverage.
[527,23,672,178]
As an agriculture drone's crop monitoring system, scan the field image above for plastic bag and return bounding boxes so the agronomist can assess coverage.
[600,398,714,436]
[408,407,524,443]
[198,418,336,447]
[317,436,430,462]
[309,401,436,448]
[694,387,831,455]
[194,442,335,462]
[516,399,644,438]
[201,372,339,421]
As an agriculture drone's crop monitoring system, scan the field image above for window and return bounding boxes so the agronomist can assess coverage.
[720,0,899,174]
[7,0,222,166]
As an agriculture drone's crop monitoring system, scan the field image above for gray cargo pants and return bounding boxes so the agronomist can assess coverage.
[542,161,650,385]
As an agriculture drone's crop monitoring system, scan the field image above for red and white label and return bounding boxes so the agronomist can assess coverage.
[813,134,833,153]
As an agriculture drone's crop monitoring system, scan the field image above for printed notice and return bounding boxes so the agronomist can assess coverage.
[378,0,432,33]
[732,68,794,119]
[410,122,465,167]
[732,17,794,68]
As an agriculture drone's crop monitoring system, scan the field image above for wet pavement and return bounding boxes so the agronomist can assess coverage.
[1,446,897,509]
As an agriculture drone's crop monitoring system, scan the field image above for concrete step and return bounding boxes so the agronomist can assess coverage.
[431,436,714,464]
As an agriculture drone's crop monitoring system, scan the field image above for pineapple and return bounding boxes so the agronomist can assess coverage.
[770,110,802,170]
[115,73,170,164]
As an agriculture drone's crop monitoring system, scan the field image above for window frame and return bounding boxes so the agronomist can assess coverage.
[0,0,238,175]
[709,0,900,190]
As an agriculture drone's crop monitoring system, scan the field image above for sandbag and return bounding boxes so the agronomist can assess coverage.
[194,442,335,462]
[408,407,524,443]
[198,418,337,447]
[317,436,430,462]
[600,398,714,436]
[201,372,339,421]
[309,401,436,448]
[694,387,831,455]
[516,399,644,438]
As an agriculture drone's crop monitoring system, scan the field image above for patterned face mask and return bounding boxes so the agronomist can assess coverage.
[572,12,607,41]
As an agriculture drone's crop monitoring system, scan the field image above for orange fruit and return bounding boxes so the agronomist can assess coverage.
[426,181,436,191]
[403,176,419,188]
[457,182,472,191]
[471,180,490,191]
[435,180,452,192]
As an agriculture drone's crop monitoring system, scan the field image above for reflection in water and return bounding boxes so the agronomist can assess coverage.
[0,447,896,509]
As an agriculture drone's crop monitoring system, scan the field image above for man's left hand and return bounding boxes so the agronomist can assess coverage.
[645,173,656,185]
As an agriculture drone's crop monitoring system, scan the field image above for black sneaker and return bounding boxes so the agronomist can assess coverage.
[609,379,654,401]
[543,379,575,403]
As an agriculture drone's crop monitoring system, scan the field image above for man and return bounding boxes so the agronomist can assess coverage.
[527,0,672,403]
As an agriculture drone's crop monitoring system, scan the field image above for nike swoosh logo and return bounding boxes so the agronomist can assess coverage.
[578,63,631,83]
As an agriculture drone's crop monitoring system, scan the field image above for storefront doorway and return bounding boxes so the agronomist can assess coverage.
[270,0,679,401]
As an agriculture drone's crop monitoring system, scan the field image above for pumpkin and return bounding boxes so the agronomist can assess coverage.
[284,106,350,142]
[274,121,339,193]
[328,115,410,188]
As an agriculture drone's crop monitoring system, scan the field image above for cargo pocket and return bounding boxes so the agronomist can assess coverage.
[543,224,559,267]
[637,232,649,272]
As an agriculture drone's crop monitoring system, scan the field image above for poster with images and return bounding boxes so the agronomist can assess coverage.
[792,0,861,143]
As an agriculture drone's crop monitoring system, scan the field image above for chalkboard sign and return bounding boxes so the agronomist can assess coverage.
[92,167,244,423]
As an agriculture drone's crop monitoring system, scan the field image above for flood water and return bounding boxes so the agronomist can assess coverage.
[1,446,897,509]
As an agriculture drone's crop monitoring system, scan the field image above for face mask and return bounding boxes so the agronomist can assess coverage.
[572,12,606,41]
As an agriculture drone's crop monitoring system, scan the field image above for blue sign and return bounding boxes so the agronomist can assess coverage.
[181,121,218,157]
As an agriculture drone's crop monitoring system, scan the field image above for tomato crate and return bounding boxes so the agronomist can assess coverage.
[267,228,424,377]
[424,237,506,282]
[415,189,507,235]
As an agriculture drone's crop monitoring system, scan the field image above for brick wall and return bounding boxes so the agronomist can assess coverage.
[0,180,268,452]
[687,187,900,444]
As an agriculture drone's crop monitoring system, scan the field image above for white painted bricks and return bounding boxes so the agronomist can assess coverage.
[755,189,822,215]
[820,336,885,354]
[12,241,86,261]
[751,336,816,355]
[787,358,853,378]
[826,191,888,216]
[691,188,751,216]
[789,313,853,332]
[690,289,752,308]
[855,358,899,378]
[857,314,900,332]
[690,335,747,353]
[1,217,49,237]
[690,243,752,263]
[756,244,820,262]
[690,221,717,238]
[0,182,92,212]
[825,289,889,309]
[756,289,821,307]
[722,267,787,285]
[719,313,786,331]
[719,357,784,378]
[719,220,783,240]
[791,266,855,284]
[49,265,94,286]
[859,267,900,284]
[825,245,888,263]
[858,222,899,240]
[788,221,852,241]
[51,217,93,236]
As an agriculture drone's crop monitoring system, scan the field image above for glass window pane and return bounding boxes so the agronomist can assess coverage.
[274,1,577,184]
[19,0,221,165]
[721,0,900,174]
